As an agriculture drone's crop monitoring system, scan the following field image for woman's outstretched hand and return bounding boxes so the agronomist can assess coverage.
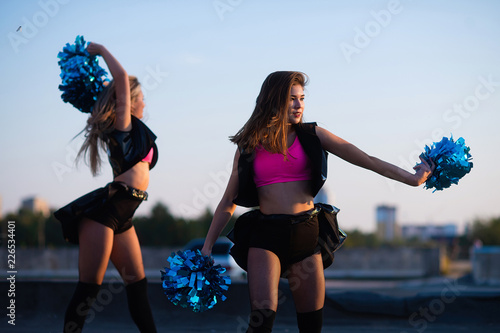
[412,155,435,186]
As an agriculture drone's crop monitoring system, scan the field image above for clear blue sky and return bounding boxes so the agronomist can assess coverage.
[1,0,499,233]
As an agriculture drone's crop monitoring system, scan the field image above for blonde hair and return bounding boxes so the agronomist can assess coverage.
[76,76,142,176]
[231,71,308,156]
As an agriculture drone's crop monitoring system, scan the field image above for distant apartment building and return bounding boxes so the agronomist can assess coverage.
[376,205,400,241]
[401,224,458,242]
[21,196,50,217]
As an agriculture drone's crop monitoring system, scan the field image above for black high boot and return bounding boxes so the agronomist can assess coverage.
[63,281,101,333]
[125,278,157,333]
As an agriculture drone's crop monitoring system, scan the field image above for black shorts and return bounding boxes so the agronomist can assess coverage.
[85,185,143,234]
[54,182,146,244]
[227,208,321,277]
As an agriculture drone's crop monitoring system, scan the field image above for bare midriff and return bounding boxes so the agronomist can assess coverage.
[257,180,315,215]
[114,161,150,191]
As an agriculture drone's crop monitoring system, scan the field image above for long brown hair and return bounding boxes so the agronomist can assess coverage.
[230,71,308,155]
[76,76,142,176]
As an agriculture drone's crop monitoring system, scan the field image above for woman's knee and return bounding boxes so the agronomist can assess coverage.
[78,270,106,285]
[247,275,280,311]
[121,270,146,285]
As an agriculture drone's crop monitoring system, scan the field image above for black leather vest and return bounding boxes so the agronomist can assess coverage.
[107,116,158,177]
[233,122,328,207]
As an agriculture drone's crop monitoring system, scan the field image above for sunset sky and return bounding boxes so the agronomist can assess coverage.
[1,0,499,233]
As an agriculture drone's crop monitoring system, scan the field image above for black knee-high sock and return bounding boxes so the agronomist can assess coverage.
[63,281,101,333]
[297,308,323,333]
[247,308,276,333]
[125,278,157,333]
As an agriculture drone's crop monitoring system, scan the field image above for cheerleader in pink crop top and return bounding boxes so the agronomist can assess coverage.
[201,71,434,333]
[253,136,312,187]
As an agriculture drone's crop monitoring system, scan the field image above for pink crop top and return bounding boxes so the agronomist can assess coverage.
[142,147,154,164]
[253,137,312,187]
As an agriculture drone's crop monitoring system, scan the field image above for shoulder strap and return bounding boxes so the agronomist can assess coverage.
[297,122,317,135]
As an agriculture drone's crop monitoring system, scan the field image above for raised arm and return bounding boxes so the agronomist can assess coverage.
[315,126,433,186]
[86,42,131,131]
[201,149,240,257]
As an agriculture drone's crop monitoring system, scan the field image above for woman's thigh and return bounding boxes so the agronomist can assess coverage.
[247,247,282,311]
[78,218,114,284]
[287,252,325,313]
[109,226,145,285]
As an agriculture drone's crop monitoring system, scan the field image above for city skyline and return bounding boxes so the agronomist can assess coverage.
[1,1,499,233]
[4,194,468,235]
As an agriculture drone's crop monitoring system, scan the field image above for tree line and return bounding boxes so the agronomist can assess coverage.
[0,202,236,248]
[1,203,499,251]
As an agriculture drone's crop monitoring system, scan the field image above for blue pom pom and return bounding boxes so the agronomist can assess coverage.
[422,135,473,192]
[161,249,231,312]
[57,35,108,113]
